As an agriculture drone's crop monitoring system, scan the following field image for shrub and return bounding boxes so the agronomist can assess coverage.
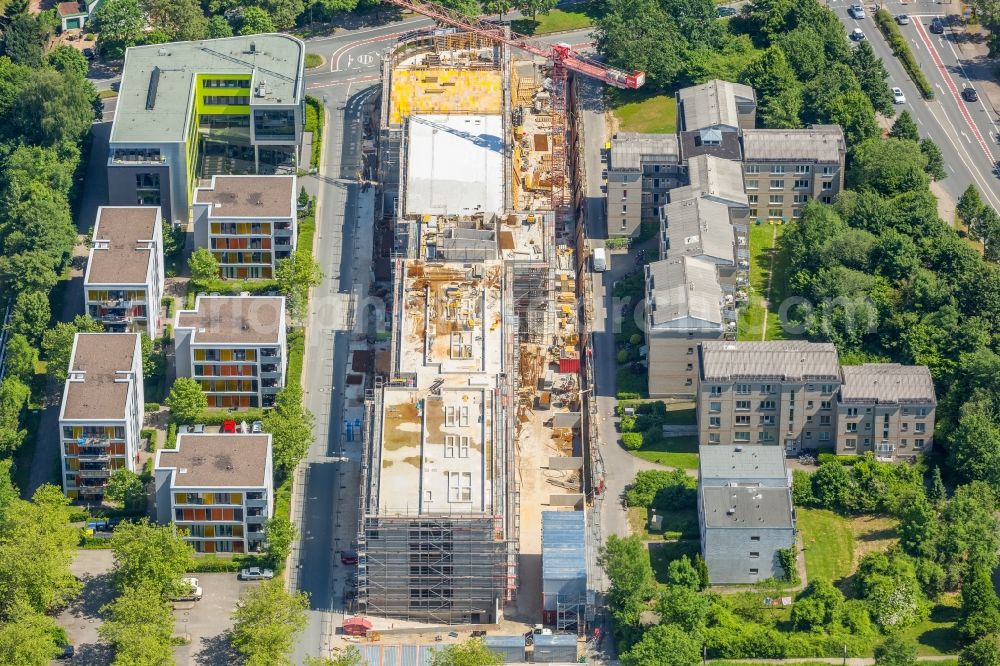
[144,402,160,412]
[617,391,642,400]
[165,422,177,449]
[875,9,934,99]
[629,333,643,346]
[778,546,799,584]
[625,469,696,511]
[616,349,630,364]
[620,416,637,432]
[621,432,643,450]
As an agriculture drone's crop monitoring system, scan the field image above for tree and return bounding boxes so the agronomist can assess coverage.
[8,290,50,343]
[665,555,701,590]
[0,377,29,457]
[206,14,234,38]
[41,316,104,383]
[848,138,929,197]
[851,39,894,116]
[595,0,686,90]
[517,0,557,21]
[109,521,194,598]
[961,635,1000,666]
[263,383,313,473]
[188,247,219,284]
[929,467,947,504]
[3,334,37,384]
[600,536,655,643]
[4,12,43,68]
[166,377,207,424]
[811,460,859,513]
[959,185,987,224]
[960,567,1000,641]
[889,110,920,142]
[264,516,297,566]
[791,578,845,631]
[239,6,277,35]
[141,0,207,40]
[46,45,89,79]
[856,552,926,629]
[275,253,322,322]
[429,639,504,666]
[874,633,918,666]
[98,583,175,665]
[0,610,63,666]
[620,623,701,666]
[93,0,144,59]
[229,579,309,666]
[298,186,311,211]
[0,252,58,295]
[654,584,710,633]
[304,648,364,666]
[106,469,147,513]
[897,492,940,559]
[11,68,96,148]
[741,46,802,128]
[481,0,513,19]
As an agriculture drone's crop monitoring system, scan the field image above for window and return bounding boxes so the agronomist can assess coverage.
[769,180,784,190]
[447,472,473,502]
[916,407,928,417]
[653,179,659,188]
[847,407,858,417]
[822,196,832,204]
[793,209,802,218]
[253,109,296,139]
[819,431,830,441]
[750,208,758,219]
[736,400,751,411]
[750,552,760,559]
[204,95,250,105]
[901,423,909,432]
[750,568,759,575]
[795,165,811,174]
[915,439,925,449]
[203,78,248,88]
[820,415,831,425]
[687,347,694,355]
[822,166,834,175]
[915,423,926,434]
[760,384,773,394]
[761,400,776,411]
[734,431,751,442]
[821,384,834,394]
[748,194,758,204]
[746,164,760,174]
[821,401,832,411]
[845,438,857,449]
[459,436,470,457]
[769,194,784,205]
[760,415,775,426]
[444,436,456,457]
[822,181,833,190]
[900,439,907,448]
[621,204,627,213]
[793,194,808,204]
[768,208,783,219]
[710,401,721,413]
[750,536,761,542]
[846,423,857,432]
[709,417,721,428]
[710,386,722,396]
[709,433,720,443]
[807,401,814,409]
[770,165,785,174]
[758,431,774,442]
[735,415,751,425]
[736,384,751,395]
[746,179,759,190]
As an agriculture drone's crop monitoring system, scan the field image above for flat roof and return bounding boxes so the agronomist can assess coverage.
[702,485,794,529]
[671,154,748,208]
[542,511,587,583]
[111,34,304,144]
[664,197,735,265]
[742,126,845,163]
[85,207,160,285]
[194,175,295,219]
[157,434,270,488]
[61,333,140,421]
[840,364,936,405]
[175,295,285,345]
[646,256,723,330]
[677,79,755,132]
[701,341,840,382]
[610,132,680,170]
[404,114,504,217]
[699,445,788,481]
[378,387,495,516]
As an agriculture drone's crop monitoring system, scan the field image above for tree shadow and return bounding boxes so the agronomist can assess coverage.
[193,631,240,666]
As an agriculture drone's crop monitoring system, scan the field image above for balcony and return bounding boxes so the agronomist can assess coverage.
[78,470,111,480]
[261,348,281,359]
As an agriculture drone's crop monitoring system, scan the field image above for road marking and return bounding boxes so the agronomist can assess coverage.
[308,75,380,89]
[939,28,1000,141]
[329,30,409,72]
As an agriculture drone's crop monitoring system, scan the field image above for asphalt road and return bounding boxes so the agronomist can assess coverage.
[831,0,1000,211]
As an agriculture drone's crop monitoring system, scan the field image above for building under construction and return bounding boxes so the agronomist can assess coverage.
[360,27,592,626]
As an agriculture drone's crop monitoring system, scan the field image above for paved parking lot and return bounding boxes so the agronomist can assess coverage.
[58,550,260,666]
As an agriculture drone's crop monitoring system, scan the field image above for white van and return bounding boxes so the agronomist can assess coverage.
[592,247,607,272]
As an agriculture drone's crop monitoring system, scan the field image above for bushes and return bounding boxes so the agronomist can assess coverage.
[622,432,643,450]
[625,469,696,511]
[875,9,934,99]
[303,96,324,170]
[144,402,160,413]
[165,422,177,449]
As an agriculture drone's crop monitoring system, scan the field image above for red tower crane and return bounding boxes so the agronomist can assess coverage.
[382,0,645,211]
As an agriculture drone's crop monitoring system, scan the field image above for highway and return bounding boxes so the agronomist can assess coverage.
[831,0,1000,211]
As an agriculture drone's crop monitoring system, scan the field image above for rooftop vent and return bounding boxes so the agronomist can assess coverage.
[146,67,161,111]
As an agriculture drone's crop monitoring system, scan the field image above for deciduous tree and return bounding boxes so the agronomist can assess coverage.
[141,0,208,41]
[264,516,297,566]
[0,610,63,666]
[3,333,37,384]
[851,38,894,116]
[109,520,195,598]
[106,469,147,513]
[166,377,208,424]
[4,12,43,68]
[517,0,556,21]
[98,583,175,664]
[620,623,701,666]
[874,633,918,666]
[960,635,1000,666]
[41,316,104,383]
[275,253,322,323]
[960,567,1000,641]
[0,377,29,456]
[46,45,89,79]
[430,639,504,666]
[848,138,929,197]
[188,247,219,284]
[206,14,234,38]
[11,68,97,148]
[8,291,51,343]
[230,579,309,666]
[93,0,144,59]
[239,6,277,35]
[263,382,313,474]
[596,0,686,90]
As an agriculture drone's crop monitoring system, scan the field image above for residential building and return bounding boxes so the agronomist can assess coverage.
[659,196,737,268]
[193,175,297,280]
[836,364,936,461]
[174,295,287,409]
[645,256,730,397]
[57,1,100,31]
[741,125,846,221]
[154,433,273,554]
[58,333,144,501]
[676,79,755,161]
[698,341,842,452]
[83,206,165,338]
[108,35,305,223]
[607,133,682,237]
[698,445,795,584]
[668,154,749,223]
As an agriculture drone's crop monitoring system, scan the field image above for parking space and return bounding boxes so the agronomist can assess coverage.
[171,573,261,666]
[59,549,115,666]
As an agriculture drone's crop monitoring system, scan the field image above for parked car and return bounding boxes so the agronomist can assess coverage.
[962,87,979,102]
[930,18,945,34]
[340,550,359,565]
[251,420,263,433]
[717,6,737,16]
[896,14,910,25]
[56,643,74,660]
[83,47,94,60]
[892,87,906,104]
[850,28,866,40]
[238,567,274,581]
[848,4,866,18]
[222,420,237,434]
[172,577,203,602]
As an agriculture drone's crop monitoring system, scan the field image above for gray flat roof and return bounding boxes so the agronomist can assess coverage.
[85,207,159,285]
[702,485,794,529]
[664,197,735,264]
[840,364,936,405]
[610,132,680,170]
[672,154,748,208]
[111,34,304,144]
[742,126,845,163]
[699,445,788,481]
[62,333,140,421]
[175,295,285,345]
[677,79,755,132]
[646,256,723,330]
[701,341,840,382]
[542,511,586,583]
[194,175,295,219]
[157,434,270,488]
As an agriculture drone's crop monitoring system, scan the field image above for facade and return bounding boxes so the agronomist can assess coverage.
[83,206,165,338]
[645,256,728,397]
[698,341,842,452]
[174,295,287,409]
[57,1,100,31]
[607,133,682,237]
[58,333,144,501]
[836,364,936,461]
[741,126,846,221]
[698,445,795,584]
[676,79,755,161]
[193,175,297,280]
[154,433,273,554]
[108,35,305,223]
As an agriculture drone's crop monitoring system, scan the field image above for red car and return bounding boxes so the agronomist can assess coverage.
[222,420,237,433]
[340,550,359,565]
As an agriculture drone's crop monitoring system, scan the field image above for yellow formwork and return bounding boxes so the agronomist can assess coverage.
[389,68,503,125]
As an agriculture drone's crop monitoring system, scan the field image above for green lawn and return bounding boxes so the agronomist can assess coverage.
[609,90,678,134]
[649,540,700,584]
[899,596,962,656]
[616,365,648,399]
[797,508,854,583]
[304,52,323,69]
[631,435,699,469]
[738,222,790,341]
[662,407,696,425]
[510,2,604,35]
[97,89,118,99]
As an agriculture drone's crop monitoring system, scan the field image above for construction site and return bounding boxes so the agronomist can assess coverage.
[358,16,613,634]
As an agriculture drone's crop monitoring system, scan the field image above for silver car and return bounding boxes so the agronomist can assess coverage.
[238,567,275,581]
[849,4,866,19]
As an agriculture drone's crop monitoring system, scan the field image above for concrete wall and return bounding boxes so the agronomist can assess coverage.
[835,402,935,460]
[648,334,716,398]
[606,169,641,237]
[701,524,794,584]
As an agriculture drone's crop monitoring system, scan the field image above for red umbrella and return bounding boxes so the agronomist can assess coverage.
[343,617,373,636]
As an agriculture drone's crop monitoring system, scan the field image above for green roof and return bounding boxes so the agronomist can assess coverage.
[110,34,304,145]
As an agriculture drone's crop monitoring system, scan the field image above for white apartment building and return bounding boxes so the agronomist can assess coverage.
[154,433,273,554]
[83,206,165,338]
[59,333,145,501]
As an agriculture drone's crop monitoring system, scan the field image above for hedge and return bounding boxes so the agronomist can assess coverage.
[189,553,269,573]
[622,432,643,450]
[144,402,161,412]
[875,9,935,99]
[166,422,177,449]
[304,96,324,170]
